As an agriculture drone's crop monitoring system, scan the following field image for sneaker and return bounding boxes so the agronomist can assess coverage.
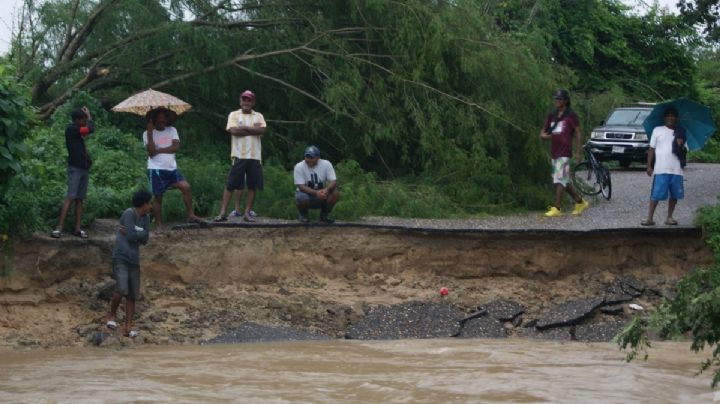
[231,210,257,218]
[572,199,589,216]
[544,206,562,217]
[298,213,310,223]
[319,214,335,224]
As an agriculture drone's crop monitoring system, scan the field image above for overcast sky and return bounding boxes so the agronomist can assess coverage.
[0,0,681,56]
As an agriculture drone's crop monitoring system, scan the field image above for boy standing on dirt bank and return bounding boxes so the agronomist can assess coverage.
[540,90,589,217]
[51,107,94,238]
[642,106,685,226]
[106,189,152,338]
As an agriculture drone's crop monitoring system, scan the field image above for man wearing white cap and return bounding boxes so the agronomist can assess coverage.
[214,90,267,222]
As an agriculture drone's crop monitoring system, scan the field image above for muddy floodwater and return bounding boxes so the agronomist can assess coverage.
[0,339,714,403]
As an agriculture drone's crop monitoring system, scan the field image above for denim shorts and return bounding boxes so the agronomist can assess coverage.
[112,260,140,300]
[148,169,185,196]
[651,174,684,201]
[67,165,89,199]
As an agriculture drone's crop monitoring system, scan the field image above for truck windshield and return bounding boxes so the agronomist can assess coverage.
[606,109,652,126]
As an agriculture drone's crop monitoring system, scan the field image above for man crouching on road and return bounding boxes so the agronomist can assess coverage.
[294,145,339,223]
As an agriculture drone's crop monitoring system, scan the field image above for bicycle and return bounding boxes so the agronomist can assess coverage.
[572,142,612,200]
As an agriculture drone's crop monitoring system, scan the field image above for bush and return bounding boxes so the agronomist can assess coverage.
[617,199,720,388]
[0,64,35,236]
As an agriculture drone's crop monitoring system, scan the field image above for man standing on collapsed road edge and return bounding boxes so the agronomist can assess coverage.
[540,89,589,217]
[641,106,686,226]
[294,145,339,223]
[106,189,152,338]
[51,106,94,239]
[214,90,267,223]
[144,108,203,232]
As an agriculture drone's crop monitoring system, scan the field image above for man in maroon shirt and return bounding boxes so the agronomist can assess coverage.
[539,90,588,217]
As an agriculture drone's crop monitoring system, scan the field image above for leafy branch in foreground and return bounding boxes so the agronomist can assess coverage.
[617,203,720,388]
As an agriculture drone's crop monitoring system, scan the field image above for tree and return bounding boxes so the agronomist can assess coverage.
[679,0,720,41]
[7,0,568,211]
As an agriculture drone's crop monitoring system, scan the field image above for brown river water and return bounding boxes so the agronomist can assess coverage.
[0,339,715,403]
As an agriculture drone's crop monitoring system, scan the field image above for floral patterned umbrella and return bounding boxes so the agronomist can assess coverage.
[111,89,192,116]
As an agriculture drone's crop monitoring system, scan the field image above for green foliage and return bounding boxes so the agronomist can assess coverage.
[618,202,720,388]
[679,0,720,42]
[0,64,35,236]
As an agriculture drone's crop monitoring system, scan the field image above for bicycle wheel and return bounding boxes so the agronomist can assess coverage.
[572,161,602,195]
[599,165,612,200]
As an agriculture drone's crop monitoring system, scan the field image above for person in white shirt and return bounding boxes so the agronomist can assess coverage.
[213,90,267,223]
[143,108,203,232]
[642,106,686,226]
[294,145,339,223]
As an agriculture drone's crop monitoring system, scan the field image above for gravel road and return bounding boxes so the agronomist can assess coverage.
[359,163,720,231]
[181,163,720,233]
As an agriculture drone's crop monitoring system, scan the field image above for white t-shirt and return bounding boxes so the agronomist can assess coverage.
[294,159,337,191]
[142,126,179,170]
[226,110,266,160]
[650,125,683,176]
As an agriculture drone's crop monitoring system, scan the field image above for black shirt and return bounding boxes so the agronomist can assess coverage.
[65,120,94,169]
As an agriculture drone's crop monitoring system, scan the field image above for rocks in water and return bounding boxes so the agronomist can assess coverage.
[600,305,624,315]
[574,320,629,342]
[95,279,116,301]
[204,322,330,344]
[483,300,525,322]
[456,316,506,338]
[535,298,605,330]
[345,302,464,340]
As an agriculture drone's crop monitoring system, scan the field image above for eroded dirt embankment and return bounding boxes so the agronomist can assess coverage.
[0,222,713,348]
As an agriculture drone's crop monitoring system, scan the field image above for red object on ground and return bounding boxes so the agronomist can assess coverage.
[439,287,449,296]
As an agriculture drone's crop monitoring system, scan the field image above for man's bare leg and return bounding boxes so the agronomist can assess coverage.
[74,199,84,232]
[124,298,135,337]
[55,197,74,232]
[646,200,659,223]
[152,195,164,231]
[667,198,678,221]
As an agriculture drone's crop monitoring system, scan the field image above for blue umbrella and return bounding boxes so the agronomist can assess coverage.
[642,98,717,151]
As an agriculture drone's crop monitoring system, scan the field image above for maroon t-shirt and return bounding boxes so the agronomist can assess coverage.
[543,110,579,159]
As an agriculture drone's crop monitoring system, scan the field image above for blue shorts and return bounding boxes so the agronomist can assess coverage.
[148,169,185,196]
[651,174,684,201]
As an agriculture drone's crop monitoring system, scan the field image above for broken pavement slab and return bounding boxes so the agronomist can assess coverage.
[204,322,331,344]
[456,316,506,338]
[482,300,525,322]
[574,320,630,342]
[535,297,605,330]
[345,302,464,340]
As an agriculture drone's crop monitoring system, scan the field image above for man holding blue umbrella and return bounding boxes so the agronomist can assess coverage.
[642,106,686,226]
